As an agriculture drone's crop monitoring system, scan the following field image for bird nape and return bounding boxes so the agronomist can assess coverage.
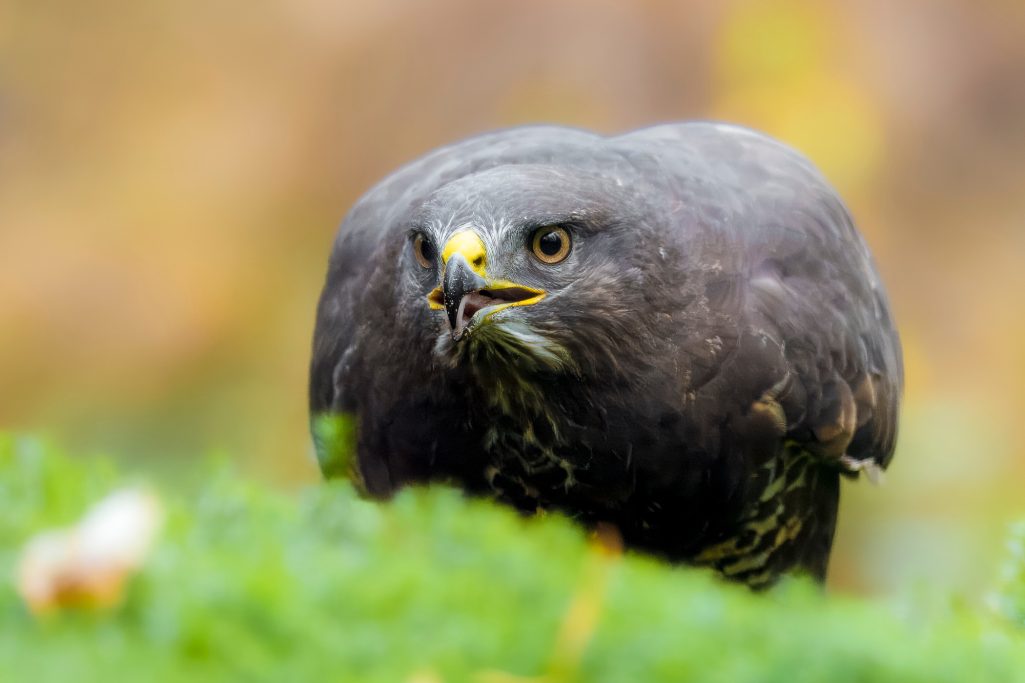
[308,122,903,588]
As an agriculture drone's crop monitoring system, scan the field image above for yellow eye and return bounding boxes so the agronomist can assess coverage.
[413,234,435,269]
[530,226,571,264]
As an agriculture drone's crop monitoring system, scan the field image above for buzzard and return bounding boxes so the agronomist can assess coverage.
[309,123,903,586]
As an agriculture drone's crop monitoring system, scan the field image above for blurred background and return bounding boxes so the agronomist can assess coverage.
[2,0,1024,596]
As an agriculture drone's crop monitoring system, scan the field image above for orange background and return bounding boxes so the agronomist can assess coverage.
[3,0,1024,595]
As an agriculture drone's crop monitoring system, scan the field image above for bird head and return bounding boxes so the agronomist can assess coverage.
[403,164,667,377]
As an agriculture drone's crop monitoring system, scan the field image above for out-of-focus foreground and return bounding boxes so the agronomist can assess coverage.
[3,435,1025,681]
[2,1,1024,595]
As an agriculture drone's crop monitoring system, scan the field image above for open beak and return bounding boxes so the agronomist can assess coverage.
[426,231,545,340]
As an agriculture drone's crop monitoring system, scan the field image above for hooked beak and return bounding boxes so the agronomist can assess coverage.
[426,231,545,340]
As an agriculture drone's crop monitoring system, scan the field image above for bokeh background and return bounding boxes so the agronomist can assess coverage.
[3,0,1024,596]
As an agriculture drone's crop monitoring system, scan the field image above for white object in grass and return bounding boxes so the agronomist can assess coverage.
[17,487,164,614]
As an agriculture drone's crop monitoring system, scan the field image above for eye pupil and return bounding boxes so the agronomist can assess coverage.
[530,226,571,264]
[538,231,562,256]
[413,234,434,268]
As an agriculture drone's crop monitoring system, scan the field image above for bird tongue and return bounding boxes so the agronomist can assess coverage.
[452,292,491,340]
[451,287,540,340]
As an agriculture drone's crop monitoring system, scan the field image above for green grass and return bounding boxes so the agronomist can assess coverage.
[2,433,1024,682]
[995,522,1025,631]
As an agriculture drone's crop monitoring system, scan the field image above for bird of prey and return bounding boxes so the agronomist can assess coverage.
[309,122,902,587]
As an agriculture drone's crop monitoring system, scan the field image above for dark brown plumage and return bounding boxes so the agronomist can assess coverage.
[309,122,903,586]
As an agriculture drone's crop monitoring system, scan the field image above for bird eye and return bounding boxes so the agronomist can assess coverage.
[530,226,571,264]
[413,233,435,268]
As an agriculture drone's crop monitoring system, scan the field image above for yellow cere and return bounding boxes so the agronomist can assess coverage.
[441,231,488,276]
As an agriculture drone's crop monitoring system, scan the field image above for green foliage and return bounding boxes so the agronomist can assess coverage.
[2,434,1024,682]
[310,412,358,481]
[994,522,1025,630]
